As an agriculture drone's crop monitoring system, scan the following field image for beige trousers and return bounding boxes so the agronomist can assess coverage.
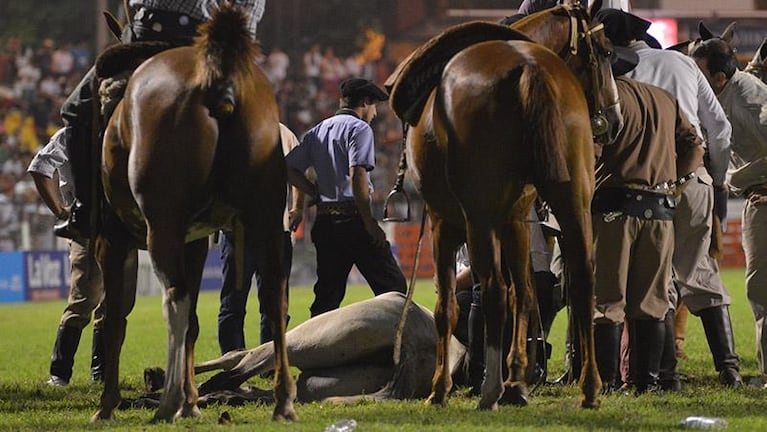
[743,200,767,374]
[671,177,731,313]
[593,215,673,324]
[59,239,104,329]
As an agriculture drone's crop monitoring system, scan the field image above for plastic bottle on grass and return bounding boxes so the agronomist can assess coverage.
[678,416,727,429]
[324,419,357,432]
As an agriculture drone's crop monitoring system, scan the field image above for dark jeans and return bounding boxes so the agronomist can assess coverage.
[309,214,406,317]
[217,230,292,354]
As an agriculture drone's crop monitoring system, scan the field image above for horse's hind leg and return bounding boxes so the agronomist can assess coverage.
[499,216,535,407]
[466,222,507,411]
[146,226,202,422]
[544,182,601,409]
[92,216,139,421]
[426,215,463,407]
[255,231,297,421]
[178,238,207,419]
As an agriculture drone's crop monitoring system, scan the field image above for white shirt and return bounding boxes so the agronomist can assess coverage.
[279,123,299,231]
[27,127,76,206]
[626,41,732,185]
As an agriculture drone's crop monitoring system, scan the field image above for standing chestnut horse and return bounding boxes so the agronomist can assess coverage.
[395,0,621,410]
[92,5,296,422]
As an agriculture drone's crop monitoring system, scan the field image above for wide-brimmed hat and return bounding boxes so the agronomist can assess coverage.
[595,8,652,46]
[611,45,640,76]
[340,77,389,102]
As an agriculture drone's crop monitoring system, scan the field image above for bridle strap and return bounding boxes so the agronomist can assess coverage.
[563,5,615,140]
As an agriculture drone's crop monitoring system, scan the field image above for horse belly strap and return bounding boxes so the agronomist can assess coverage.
[592,188,675,221]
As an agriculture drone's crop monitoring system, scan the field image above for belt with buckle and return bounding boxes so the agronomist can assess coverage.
[317,201,359,217]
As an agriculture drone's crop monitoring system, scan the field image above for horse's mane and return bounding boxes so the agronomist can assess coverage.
[192,3,260,97]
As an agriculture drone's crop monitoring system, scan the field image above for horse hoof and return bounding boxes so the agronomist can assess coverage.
[90,410,113,423]
[499,385,528,407]
[271,405,298,421]
[580,397,601,410]
[150,409,176,424]
[149,416,172,424]
[476,398,499,411]
[426,394,447,407]
[179,404,201,419]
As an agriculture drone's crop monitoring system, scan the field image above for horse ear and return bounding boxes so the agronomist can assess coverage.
[698,21,714,41]
[103,11,124,42]
[759,38,767,63]
[720,22,736,44]
[588,0,603,17]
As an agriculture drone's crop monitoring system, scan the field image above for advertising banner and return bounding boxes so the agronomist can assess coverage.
[24,251,68,302]
[0,252,25,303]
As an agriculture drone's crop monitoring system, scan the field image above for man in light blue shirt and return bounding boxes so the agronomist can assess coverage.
[287,78,406,317]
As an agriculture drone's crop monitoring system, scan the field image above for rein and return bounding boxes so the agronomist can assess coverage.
[563,7,613,142]
[387,122,428,368]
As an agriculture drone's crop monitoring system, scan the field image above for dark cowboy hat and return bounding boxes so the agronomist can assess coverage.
[595,8,652,46]
[340,77,389,102]
[611,45,640,76]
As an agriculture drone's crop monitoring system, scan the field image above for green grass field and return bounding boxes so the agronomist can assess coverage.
[1,268,765,431]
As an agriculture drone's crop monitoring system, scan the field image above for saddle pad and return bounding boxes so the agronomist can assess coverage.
[95,40,174,79]
[386,21,530,126]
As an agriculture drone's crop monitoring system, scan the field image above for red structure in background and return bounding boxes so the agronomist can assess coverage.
[722,219,746,268]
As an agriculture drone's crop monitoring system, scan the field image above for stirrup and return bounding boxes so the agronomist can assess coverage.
[383,184,410,222]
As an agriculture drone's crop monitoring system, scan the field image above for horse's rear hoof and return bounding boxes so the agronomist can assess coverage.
[272,404,298,421]
[426,393,448,407]
[476,398,499,411]
[90,410,113,423]
[179,404,201,419]
[580,396,601,409]
[499,384,528,407]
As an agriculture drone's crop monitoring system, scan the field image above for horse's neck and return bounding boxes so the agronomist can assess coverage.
[514,17,570,57]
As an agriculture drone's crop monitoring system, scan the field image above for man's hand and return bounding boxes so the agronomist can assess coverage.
[713,184,729,223]
[288,207,303,232]
[56,206,71,221]
[363,217,387,248]
[748,189,767,206]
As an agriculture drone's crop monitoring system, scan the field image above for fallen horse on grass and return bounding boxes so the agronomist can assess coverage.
[133,292,469,407]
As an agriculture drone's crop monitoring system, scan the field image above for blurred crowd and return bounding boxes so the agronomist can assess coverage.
[0,35,408,251]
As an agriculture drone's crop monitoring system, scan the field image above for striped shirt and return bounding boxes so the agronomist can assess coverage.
[129,0,265,36]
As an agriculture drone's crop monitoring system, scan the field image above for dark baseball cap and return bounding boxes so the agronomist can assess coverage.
[340,77,389,102]
[611,45,640,76]
[596,8,652,46]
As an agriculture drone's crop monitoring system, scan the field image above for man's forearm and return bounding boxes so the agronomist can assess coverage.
[286,168,317,201]
[351,167,374,221]
[30,172,66,218]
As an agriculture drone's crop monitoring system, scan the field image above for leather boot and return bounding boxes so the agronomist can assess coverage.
[659,310,681,391]
[699,306,743,387]
[90,328,104,382]
[468,299,485,395]
[563,313,583,384]
[630,319,664,394]
[48,325,83,385]
[594,322,622,393]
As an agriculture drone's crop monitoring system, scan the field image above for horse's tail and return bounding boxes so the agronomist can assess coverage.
[518,64,571,184]
[192,3,258,97]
